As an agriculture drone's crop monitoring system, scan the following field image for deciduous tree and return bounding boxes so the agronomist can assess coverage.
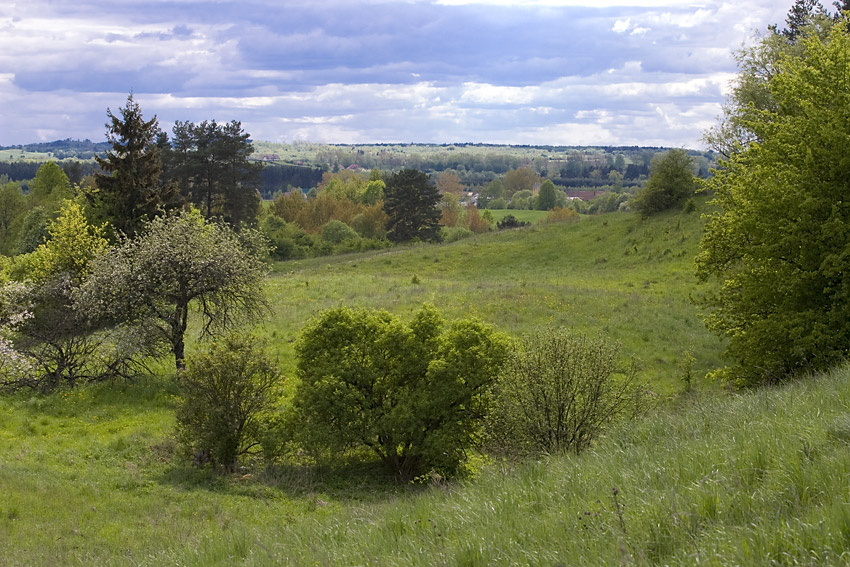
[77,209,269,371]
[697,21,850,385]
[630,149,696,217]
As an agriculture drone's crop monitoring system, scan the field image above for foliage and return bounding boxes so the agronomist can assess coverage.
[503,166,541,198]
[545,206,580,223]
[0,203,136,392]
[486,329,640,457]
[77,208,269,371]
[536,179,558,210]
[461,204,491,233]
[15,206,51,254]
[703,3,834,157]
[29,162,71,204]
[89,94,181,238]
[496,214,530,230]
[164,120,263,228]
[321,219,359,244]
[293,305,507,480]
[0,182,26,255]
[383,169,442,243]
[175,333,284,472]
[440,225,474,243]
[260,214,315,260]
[697,21,850,385]
[630,149,697,217]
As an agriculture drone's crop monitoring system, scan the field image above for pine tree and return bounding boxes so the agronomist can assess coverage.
[383,169,442,243]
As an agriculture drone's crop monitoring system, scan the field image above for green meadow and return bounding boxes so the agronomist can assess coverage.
[9,202,850,565]
[263,203,719,391]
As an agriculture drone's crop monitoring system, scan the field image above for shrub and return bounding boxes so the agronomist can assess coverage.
[293,305,507,481]
[486,329,641,457]
[546,207,580,223]
[441,225,474,243]
[175,333,284,472]
[496,214,530,230]
[321,219,359,244]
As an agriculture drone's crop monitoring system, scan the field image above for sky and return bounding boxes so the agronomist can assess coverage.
[0,0,793,149]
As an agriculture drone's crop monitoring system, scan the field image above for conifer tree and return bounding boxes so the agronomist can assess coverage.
[91,94,180,237]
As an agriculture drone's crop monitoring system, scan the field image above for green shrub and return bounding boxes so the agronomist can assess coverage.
[175,333,284,472]
[293,305,507,481]
[441,225,474,243]
[321,219,359,244]
[496,214,530,230]
[486,329,641,457]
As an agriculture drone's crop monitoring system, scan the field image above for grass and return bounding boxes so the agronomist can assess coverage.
[262,203,719,394]
[4,200,791,566]
[5,357,850,564]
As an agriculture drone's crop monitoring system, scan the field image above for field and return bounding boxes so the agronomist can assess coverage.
[9,202,848,565]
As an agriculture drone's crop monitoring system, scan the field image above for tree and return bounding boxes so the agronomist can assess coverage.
[503,167,541,198]
[0,182,26,255]
[436,171,464,195]
[478,179,505,209]
[486,329,639,457]
[704,2,834,157]
[630,149,696,217]
[696,21,850,385]
[536,179,558,211]
[176,333,283,472]
[293,305,507,480]
[29,162,71,204]
[90,95,180,238]
[361,178,385,206]
[783,0,827,41]
[383,169,441,243]
[0,202,135,392]
[77,209,269,371]
[162,120,262,228]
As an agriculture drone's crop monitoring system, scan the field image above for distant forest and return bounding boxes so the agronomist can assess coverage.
[1,138,715,199]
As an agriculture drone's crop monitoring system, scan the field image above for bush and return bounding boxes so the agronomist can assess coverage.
[486,329,641,457]
[496,214,530,230]
[441,225,474,243]
[546,207,580,223]
[293,305,507,481]
[321,219,359,244]
[175,333,284,472]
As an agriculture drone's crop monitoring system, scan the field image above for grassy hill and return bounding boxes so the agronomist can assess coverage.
[262,202,720,393]
[14,203,842,565]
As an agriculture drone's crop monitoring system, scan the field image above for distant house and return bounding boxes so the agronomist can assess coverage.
[261,154,280,162]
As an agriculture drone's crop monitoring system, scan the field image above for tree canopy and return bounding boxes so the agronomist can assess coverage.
[90,95,181,238]
[630,149,696,217]
[77,209,269,371]
[696,19,850,385]
[293,305,507,480]
[162,120,262,228]
[383,169,441,243]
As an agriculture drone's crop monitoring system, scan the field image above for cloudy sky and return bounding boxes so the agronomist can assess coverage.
[0,0,792,148]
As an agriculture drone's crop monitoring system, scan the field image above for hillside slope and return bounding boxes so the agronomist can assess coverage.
[264,204,720,392]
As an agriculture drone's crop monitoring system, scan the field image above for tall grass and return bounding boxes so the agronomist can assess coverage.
[5,362,850,565]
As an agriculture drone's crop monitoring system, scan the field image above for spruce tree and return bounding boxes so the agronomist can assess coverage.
[91,94,180,238]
